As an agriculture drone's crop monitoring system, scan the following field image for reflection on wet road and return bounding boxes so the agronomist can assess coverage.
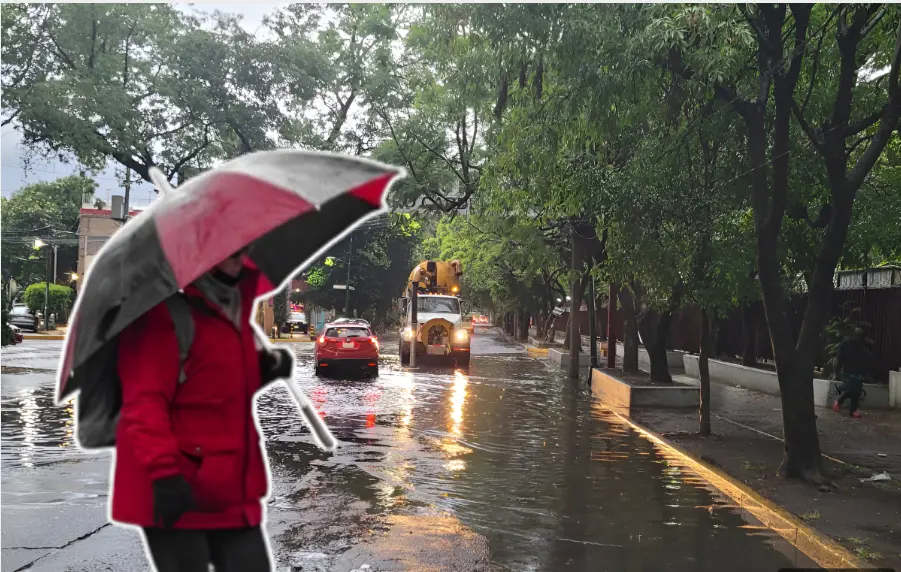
[1,330,817,571]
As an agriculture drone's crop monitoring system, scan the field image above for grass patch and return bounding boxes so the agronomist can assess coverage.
[799,510,821,521]
[741,461,766,471]
[846,538,882,560]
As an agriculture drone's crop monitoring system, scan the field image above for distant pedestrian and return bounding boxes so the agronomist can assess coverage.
[832,328,867,418]
[112,250,294,572]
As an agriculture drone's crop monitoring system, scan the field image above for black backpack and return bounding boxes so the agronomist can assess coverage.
[74,293,198,449]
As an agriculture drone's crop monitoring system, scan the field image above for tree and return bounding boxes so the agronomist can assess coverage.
[644,4,901,480]
[2,4,285,184]
[302,214,423,325]
[23,282,74,321]
[1,175,95,286]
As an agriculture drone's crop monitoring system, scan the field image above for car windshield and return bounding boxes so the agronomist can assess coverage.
[417,297,460,314]
[324,327,370,339]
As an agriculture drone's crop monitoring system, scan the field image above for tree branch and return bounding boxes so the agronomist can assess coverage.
[845,105,887,137]
[791,98,825,151]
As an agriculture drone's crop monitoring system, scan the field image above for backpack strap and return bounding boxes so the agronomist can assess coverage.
[164,293,195,384]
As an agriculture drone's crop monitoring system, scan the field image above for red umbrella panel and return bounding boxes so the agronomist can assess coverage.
[56,150,403,448]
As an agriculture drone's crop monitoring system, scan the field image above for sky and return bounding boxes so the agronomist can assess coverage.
[1,2,282,207]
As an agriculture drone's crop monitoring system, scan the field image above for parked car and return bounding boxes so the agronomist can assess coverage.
[314,322,379,377]
[8,324,24,344]
[287,311,308,334]
[9,305,39,332]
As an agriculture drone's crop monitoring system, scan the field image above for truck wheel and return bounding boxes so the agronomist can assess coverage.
[400,342,411,365]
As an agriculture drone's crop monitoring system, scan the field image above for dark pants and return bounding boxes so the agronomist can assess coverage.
[143,527,271,572]
[838,373,864,415]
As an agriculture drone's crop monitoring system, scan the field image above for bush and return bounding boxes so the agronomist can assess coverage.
[23,283,74,321]
[1,307,12,346]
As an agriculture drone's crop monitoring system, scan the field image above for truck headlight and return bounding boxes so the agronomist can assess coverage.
[455,329,468,341]
[403,327,414,341]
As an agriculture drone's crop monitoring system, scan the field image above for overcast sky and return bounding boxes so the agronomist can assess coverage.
[1,2,282,207]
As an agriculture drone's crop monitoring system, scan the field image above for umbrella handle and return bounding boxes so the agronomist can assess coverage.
[148,167,176,196]
[281,379,337,452]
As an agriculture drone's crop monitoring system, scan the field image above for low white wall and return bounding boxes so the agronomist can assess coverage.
[683,354,892,409]
[548,348,590,371]
[591,368,698,409]
[890,370,900,409]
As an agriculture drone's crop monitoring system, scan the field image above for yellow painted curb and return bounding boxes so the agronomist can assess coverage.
[271,338,314,344]
[23,334,66,340]
[596,404,869,570]
[526,346,549,356]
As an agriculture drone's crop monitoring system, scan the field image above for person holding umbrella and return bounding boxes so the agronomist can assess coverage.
[55,151,403,571]
[113,249,291,571]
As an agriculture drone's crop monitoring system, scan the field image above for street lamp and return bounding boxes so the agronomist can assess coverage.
[70,272,79,282]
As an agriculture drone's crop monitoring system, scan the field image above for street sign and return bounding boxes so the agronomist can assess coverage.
[333,284,356,291]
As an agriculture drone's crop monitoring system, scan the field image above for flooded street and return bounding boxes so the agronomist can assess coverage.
[2,328,817,571]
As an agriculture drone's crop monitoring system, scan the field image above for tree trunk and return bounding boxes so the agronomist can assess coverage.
[698,309,717,436]
[740,299,757,366]
[542,312,556,343]
[517,308,529,341]
[640,309,674,383]
[618,288,639,373]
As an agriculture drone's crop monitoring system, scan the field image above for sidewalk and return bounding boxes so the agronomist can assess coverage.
[631,380,901,570]
[22,326,68,340]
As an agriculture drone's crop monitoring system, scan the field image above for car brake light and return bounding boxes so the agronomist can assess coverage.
[318,336,325,344]
[370,336,379,348]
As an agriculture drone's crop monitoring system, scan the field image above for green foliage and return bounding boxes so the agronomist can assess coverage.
[22,282,74,319]
[1,307,12,346]
[1,175,94,286]
[301,214,423,322]
[2,4,287,182]
[273,289,289,333]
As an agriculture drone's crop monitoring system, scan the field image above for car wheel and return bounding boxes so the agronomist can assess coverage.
[369,366,379,378]
[315,365,324,377]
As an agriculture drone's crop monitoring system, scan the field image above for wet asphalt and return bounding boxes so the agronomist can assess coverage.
[1,327,818,571]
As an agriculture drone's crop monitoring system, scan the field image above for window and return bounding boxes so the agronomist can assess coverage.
[11,306,31,316]
[417,297,460,314]
[324,327,370,339]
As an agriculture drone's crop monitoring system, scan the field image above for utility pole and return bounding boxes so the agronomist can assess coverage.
[588,275,598,383]
[44,243,51,331]
[607,283,618,368]
[344,234,353,317]
[52,244,58,283]
[123,168,131,219]
[568,228,582,379]
[409,281,418,368]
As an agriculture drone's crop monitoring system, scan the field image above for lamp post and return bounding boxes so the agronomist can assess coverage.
[33,238,51,331]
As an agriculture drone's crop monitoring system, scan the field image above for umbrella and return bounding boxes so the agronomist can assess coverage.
[57,149,404,451]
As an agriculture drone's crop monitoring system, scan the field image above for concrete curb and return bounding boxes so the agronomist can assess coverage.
[23,334,66,340]
[271,338,314,344]
[598,405,869,570]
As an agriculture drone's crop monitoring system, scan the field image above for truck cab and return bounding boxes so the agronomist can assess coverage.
[399,260,471,367]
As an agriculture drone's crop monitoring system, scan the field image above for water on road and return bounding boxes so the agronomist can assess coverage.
[1,329,817,571]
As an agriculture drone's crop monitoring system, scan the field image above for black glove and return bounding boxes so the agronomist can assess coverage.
[152,475,196,528]
[259,348,294,386]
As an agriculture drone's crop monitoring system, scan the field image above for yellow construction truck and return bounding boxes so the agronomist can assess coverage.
[399,260,471,367]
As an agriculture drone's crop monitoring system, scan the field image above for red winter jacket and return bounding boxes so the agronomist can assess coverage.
[111,270,270,529]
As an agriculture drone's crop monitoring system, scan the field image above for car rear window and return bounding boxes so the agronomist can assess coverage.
[11,306,30,315]
[324,327,370,339]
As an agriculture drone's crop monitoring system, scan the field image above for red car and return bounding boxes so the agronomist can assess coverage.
[315,322,379,377]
